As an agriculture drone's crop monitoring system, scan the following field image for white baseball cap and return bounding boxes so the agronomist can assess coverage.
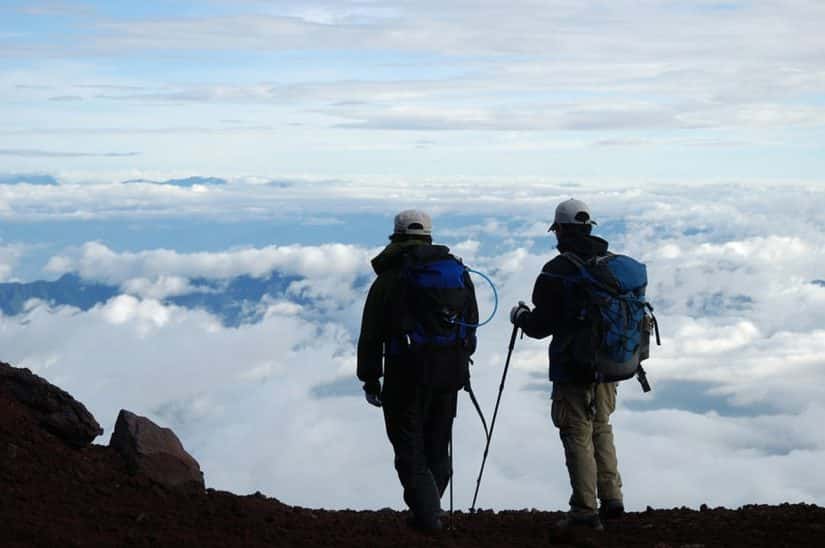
[549,198,597,231]
[393,209,432,236]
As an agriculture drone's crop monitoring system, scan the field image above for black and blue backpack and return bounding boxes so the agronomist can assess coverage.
[546,252,660,391]
[389,246,476,356]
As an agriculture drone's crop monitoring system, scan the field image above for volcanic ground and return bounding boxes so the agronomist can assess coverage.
[1,362,823,547]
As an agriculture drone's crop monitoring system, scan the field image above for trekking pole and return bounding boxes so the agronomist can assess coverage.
[470,324,519,512]
[449,429,454,530]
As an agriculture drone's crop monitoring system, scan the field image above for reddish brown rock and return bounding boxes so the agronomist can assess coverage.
[0,361,102,447]
[109,409,204,492]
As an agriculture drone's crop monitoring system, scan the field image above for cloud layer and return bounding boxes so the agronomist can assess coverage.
[1,180,824,511]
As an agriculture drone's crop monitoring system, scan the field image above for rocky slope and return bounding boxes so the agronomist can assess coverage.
[1,361,823,547]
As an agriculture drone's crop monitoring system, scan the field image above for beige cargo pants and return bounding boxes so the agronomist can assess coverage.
[551,382,623,516]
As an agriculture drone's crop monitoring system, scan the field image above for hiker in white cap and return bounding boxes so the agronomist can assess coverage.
[357,209,479,533]
[510,198,626,531]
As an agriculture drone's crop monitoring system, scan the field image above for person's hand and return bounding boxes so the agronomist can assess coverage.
[510,301,530,325]
[364,381,382,407]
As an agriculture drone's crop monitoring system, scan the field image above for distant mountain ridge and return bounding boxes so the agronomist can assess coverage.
[0,274,118,315]
[122,176,227,187]
[0,272,301,326]
[0,174,59,185]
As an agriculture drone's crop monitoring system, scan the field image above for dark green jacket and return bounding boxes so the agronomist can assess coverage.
[357,240,425,384]
[356,240,478,385]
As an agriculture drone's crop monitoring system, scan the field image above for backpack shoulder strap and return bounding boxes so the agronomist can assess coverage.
[560,251,586,269]
[563,250,615,267]
[591,251,615,265]
[538,252,586,284]
[555,252,624,296]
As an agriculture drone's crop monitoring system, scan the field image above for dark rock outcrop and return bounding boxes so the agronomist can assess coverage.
[0,361,102,447]
[109,409,204,492]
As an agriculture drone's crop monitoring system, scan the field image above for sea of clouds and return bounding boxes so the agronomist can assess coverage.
[0,177,823,511]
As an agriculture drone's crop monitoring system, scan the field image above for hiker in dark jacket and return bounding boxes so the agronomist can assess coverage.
[357,209,478,533]
[510,199,624,531]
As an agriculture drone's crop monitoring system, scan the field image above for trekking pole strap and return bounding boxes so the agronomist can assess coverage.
[636,365,652,393]
[652,313,661,346]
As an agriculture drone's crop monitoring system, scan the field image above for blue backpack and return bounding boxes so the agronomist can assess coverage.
[391,246,475,353]
[546,252,660,389]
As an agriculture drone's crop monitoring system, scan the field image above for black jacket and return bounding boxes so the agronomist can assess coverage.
[517,232,610,383]
[357,241,478,391]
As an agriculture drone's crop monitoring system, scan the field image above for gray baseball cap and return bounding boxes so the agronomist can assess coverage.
[393,209,432,236]
[549,198,597,231]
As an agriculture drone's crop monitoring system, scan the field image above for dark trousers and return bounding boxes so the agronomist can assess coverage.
[382,379,457,521]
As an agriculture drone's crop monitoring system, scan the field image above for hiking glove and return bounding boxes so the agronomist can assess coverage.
[510,301,530,326]
[364,381,382,407]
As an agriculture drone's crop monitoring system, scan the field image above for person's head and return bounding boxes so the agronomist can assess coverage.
[549,198,596,240]
[389,209,433,244]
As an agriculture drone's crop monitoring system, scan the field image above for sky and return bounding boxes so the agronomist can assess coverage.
[1,0,824,513]
[2,0,825,180]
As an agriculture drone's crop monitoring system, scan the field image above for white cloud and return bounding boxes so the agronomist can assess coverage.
[0,243,25,281]
[451,239,481,261]
[121,276,198,299]
[46,241,372,284]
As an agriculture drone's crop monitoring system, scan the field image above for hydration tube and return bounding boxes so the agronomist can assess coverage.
[452,267,498,328]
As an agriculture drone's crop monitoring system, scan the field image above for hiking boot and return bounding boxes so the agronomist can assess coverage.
[406,513,443,534]
[599,499,625,520]
[555,513,604,531]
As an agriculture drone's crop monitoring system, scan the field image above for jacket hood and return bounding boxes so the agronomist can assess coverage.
[370,240,427,275]
[556,233,609,258]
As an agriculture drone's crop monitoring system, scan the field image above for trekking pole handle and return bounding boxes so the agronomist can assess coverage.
[500,325,518,392]
[508,323,519,351]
